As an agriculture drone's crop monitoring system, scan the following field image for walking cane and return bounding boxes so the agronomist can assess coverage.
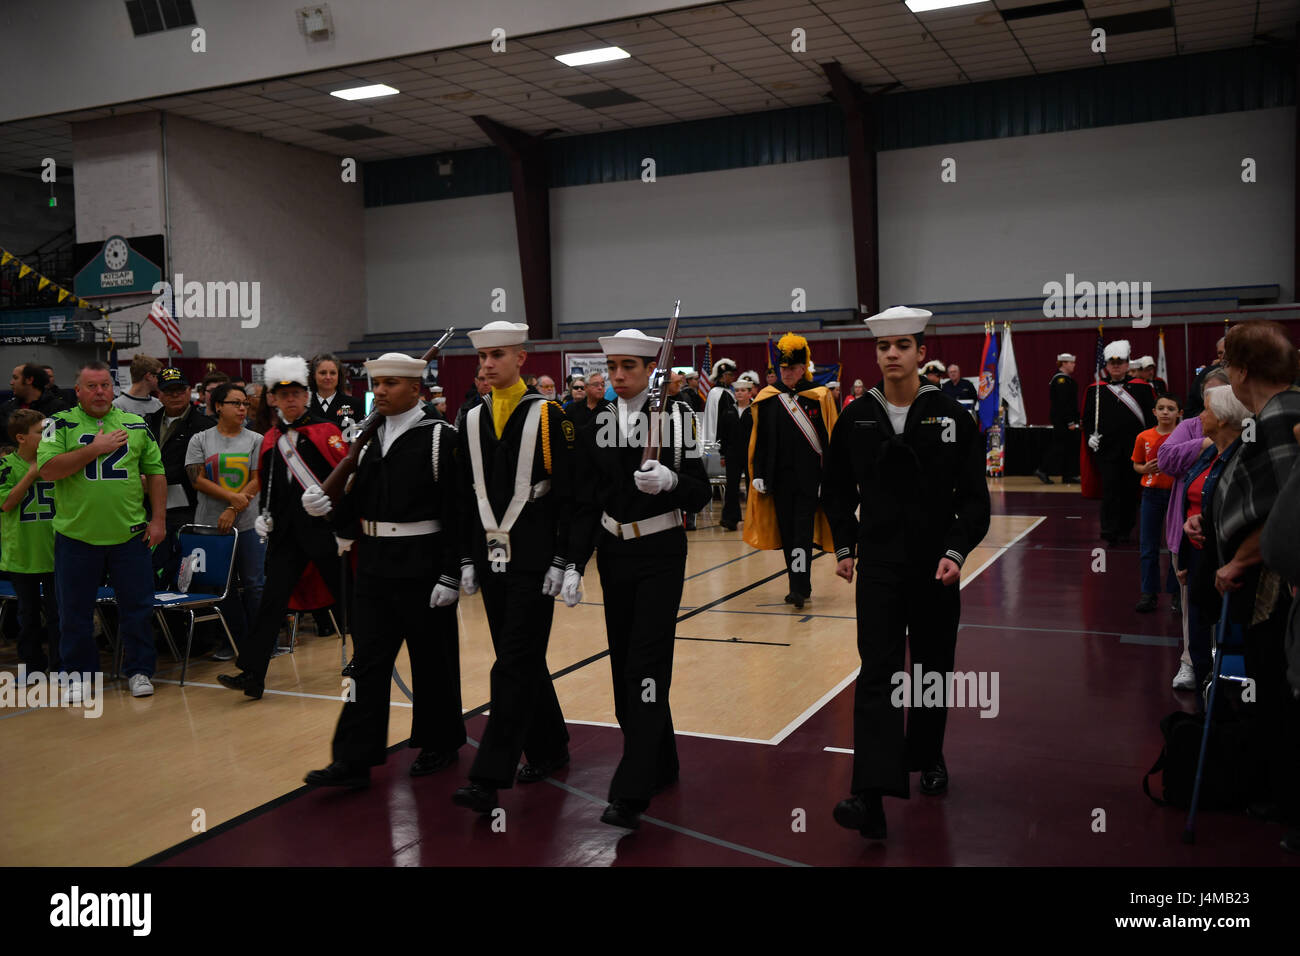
[339,551,350,670]
[1182,592,1231,844]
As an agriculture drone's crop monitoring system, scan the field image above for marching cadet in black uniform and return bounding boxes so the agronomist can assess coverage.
[451,321,577,815]
[822,306,991,841]
[744,333,839,608]
[1036,353,1080,484]
[703,357,741,530]
[568,329,712,829]
[217,355,348,700]
[1082,340,1156,546]
[299,352,466,788]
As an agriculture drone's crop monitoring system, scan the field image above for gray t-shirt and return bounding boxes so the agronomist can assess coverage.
[113,391,162,415]
[185,426,263,532]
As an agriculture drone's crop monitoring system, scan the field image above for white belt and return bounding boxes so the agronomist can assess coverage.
[529,479,551,500]
[600,509,682,540]
[360,519,441,537]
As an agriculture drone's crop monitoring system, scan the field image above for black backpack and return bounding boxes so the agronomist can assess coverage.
[1142,710,1256,811]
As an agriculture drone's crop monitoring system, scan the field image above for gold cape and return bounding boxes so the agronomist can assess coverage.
[742,384,838,552]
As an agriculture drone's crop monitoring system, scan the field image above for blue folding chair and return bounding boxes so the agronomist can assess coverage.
[0,579,16,635]
[153,525,239,686]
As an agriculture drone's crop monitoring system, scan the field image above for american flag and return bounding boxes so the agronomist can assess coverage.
[149,293,183,355]
[697,336,713,400]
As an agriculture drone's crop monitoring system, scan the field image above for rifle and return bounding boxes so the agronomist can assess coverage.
[321,328,455,505]
[641,300,680,466]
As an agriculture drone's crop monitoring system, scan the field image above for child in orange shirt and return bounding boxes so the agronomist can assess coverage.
[1132,394,1181,612]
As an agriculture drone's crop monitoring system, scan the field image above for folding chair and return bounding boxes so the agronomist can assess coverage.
[152,525,239,686]
[0,579,16,636]
[1183,593,1248,843]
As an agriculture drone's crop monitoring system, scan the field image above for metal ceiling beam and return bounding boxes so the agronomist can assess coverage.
[473,114,553,340]
[821,61,879,319]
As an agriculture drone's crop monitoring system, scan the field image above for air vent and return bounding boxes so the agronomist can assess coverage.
[1091,7,1175,36]
[124,0,197,37]
[1001,0,1085,22]
[561,89,641,109]
[317,125,390,140]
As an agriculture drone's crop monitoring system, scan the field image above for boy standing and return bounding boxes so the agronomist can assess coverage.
[0,409,59,676]
[1132,394,1182,613]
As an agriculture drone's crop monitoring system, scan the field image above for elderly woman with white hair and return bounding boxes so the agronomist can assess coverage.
[1177,383,1250,691]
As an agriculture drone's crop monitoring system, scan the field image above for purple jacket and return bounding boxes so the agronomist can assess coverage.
[1157,415,1207,552]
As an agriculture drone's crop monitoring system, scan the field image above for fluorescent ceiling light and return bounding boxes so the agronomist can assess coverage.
[905,0,988,12]
[555,46,631,67]
[330,84,399,101]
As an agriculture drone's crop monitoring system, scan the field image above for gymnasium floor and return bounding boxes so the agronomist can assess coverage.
[2,478,1295,867]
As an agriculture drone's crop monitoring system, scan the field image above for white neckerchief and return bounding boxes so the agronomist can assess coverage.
[317,392,334,412]
[379,404,426,456]
[618,386,649,439]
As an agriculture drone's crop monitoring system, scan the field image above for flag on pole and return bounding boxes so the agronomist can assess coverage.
[1080,322,1106,499]
[998,321,1026,426]
[977,322,1000,431]
[149,292,183,355]
[1157,328,1168,385]
[698,336,714,400]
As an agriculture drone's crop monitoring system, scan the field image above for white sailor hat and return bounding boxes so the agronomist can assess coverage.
[1103,340,1131,362]
[364,351,427,378]
[1057,353,1076,362]
[864,305,932,338]
[1132,355,1154,369]
[264,354,309,390]
[430,385,444,394]
[468,321,529,349]
[598,328,663,358]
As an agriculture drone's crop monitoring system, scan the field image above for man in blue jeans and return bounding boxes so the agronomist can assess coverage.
[37,361,166,701]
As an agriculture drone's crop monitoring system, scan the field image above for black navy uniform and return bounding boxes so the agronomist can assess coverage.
[821,382,990,798]
[751,379,829,599]
[571,393,711,811]
[1082,377,1156,543]
[712,388,742,527]
[329,409,466,768]
[310,391,361,429]
[459,392,575,789]
[1045,370,1080,481]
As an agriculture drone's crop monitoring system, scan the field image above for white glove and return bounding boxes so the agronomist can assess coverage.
[561,569,583,608]
[752,478,768,495]
[301,484,332,517]
[1087,434,1101,453]
[254,514,272,540]
[634,459,679,495]
[430,583,458,608]
[542,565,565,597]
[335,535,354,556]
[460,564,479,596]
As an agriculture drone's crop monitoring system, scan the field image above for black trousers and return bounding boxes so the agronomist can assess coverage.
[722,450,742,526]
[12,572,59,671]
[1099,454,1140,540]
[852,566,961,797]
[598,550,682,808]
[469,567,569,788]
[773,483,816,597]
[331,574,465,767]
[1044,425,1079,479]
[237,526,341,682]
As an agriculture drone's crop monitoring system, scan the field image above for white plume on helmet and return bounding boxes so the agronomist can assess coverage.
[264,354,309,389]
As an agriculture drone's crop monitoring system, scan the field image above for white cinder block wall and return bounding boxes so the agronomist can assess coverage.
[72,113,166,243]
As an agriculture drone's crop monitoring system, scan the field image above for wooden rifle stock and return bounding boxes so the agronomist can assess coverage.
[321,328,455,504]
[640,300,681,466]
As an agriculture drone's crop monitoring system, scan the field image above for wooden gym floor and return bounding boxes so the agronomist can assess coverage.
[1,480,1295,866]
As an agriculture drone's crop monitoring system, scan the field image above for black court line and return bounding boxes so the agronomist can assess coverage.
[676,636,791,646]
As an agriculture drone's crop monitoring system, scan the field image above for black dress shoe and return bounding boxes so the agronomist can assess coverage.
[1034,469,1054,485]
[833,792,886,839]
[791,593,805,610]
[410,749,458,777]
[919,757,948,795]
[600,799,643,830]
[720,522,738,531]
[304,762,369,789]
[217,671,264,700]
[1135,593,1157,613]
[341,658,356,678]
[452,783,498,814]
[517,752,569,784]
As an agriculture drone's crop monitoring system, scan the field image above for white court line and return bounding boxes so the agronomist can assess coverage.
[824,747,853,755]
[150,678,413,707]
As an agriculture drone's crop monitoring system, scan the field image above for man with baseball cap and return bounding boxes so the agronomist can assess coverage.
[568,328,711,828]
[822,306,990,840]
[301,352,466,787]
[451,321,577,815]
[217,355,348,699]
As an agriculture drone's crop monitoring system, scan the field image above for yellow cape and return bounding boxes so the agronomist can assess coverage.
[743,384,838,552]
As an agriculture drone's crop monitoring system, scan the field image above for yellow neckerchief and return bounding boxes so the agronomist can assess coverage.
[491,378,528,438]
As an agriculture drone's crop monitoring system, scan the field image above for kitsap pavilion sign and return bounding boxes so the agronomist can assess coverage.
[73,234,163,298]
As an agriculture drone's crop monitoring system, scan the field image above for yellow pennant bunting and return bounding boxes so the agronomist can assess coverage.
[0,251,11,265]
[57,289,70,302]
[18,264,32,278]
[38,276,51,290]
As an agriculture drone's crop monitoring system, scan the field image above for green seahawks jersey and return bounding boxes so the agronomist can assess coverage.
[0,453,55,573]
[36,404,164,546]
